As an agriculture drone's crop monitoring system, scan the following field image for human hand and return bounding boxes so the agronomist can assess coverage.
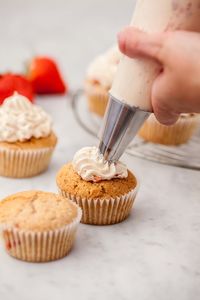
[118,27,200,125]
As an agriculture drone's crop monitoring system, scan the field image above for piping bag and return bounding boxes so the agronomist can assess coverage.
[98,0,200,162]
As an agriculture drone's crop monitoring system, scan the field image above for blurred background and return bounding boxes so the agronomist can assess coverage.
[0,0,136,88]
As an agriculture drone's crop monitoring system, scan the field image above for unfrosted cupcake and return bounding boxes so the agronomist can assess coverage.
[0,190,82,262]
[139,113,200,145]
[56,146,139,225]
[0,92,57,178]
[85,46,121,117]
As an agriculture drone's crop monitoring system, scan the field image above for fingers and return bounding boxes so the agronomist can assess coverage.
[118,27,180,125]
[118,27,165,63]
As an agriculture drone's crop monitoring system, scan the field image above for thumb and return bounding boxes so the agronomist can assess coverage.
[118,27,165,63]
[152,97,180,125]
[154,108,180,126]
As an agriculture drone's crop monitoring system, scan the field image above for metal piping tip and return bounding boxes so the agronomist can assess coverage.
[98,94,150,162]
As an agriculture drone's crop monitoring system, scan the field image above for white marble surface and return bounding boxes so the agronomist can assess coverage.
[0,1,200,299]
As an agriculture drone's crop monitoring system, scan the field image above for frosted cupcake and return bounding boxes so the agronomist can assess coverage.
[0,190,82,262]
[139,113,200,145]
[56,146,138,225]
[0,92,57,177]
[85,46,121,117]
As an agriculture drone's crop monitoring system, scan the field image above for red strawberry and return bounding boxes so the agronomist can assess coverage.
[27,56,67,95]
[0,73,34,104]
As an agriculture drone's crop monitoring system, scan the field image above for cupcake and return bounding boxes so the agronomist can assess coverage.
[85,46,121,117]
[0,191,82,262]
[56,146,139,225]
[0,92,57,178]
[138,113,200,145]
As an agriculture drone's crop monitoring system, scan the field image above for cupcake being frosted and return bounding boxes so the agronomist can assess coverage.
[0,92,57,178]
[72,146,128,182]
[56,146,139,225]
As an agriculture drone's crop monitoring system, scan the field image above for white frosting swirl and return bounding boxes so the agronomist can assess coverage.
[72,146,128,182]
[87,46,121,88]
[0,92,52,142]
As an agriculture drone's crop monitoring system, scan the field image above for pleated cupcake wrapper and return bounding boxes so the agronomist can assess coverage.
[85,83,109,117]
[59,185,139,225]
[139,114,200,145]
[0,204,82,262]
[0,146,55,178]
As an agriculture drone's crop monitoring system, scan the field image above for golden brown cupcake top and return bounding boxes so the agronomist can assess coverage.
[0,190,79,231]
[180,113,199,118]
[56,163,137,199]
[0,131,57,150]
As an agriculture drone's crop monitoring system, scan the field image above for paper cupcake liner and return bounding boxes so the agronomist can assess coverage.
[0,204,82,262]
[0,146,55,178]
[139,114,200,145]
[59,185,139,225]
[85,83,109,117]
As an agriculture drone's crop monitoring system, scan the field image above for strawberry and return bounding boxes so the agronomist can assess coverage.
[27,56,67,95]
[0,73,34,104]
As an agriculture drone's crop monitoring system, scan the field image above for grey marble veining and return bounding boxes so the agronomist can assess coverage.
[0,1,200,300]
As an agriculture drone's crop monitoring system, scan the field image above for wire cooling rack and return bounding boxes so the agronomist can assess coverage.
[70,89,200,170]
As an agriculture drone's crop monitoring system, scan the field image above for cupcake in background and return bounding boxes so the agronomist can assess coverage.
[139,113,200,145]
[0,191,82,262]
[85,46,121,117]
[0,92,57,178]
[56,146,139,225]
